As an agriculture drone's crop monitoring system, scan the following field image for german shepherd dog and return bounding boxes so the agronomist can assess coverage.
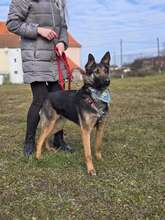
[36,52,111,176]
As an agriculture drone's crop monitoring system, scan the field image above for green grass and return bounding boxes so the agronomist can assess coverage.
[0,75,165,220]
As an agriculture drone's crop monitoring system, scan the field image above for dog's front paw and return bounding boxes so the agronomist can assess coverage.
[88,169,97,176]
[35,153,41,160]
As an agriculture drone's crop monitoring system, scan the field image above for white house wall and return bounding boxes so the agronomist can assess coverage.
[8,49,23,84]
[72,69,83,81]
[65,48,81,66]
[0,49,10,74]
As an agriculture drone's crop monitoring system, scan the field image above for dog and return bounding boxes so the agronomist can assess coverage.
[36,52,111,176]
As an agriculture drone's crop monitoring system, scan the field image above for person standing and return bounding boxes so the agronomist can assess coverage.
[6,0,74,158]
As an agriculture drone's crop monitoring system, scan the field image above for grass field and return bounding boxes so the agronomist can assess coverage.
[0,75,165,220]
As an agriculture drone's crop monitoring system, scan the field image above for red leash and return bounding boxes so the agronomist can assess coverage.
[54,46,72,90]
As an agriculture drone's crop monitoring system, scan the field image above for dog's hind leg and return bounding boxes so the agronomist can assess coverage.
[45,140,57,152]
[36,119,56,160]
[44,116,66,152]
[39,111,56,152]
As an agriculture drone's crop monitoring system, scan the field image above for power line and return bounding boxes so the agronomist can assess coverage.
[124,40,157,44]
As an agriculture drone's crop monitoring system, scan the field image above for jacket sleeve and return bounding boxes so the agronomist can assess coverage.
[6,0,39,39]
[58,13,69,50]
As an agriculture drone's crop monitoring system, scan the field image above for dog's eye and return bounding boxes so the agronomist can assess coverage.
[94,69,99,75]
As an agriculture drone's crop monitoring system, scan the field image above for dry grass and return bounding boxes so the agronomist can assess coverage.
[0,75,165,220]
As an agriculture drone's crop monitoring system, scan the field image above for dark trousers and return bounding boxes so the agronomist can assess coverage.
[25,81,62,143]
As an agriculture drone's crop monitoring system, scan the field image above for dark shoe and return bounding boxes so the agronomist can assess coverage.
[23,140,35,158]
[53,130,75,153]
[58,142,75,153]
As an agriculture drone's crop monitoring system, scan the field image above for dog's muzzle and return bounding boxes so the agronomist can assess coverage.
[104,79,110,86]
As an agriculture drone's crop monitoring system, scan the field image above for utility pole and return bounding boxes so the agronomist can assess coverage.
[113,51,116,66]
[157,37,160,57]
[120,39,123,66]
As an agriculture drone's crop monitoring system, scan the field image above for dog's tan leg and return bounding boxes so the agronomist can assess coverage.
[95,124,104,160]
[36,119,56,160]
[44,116,66,152]
[95,117,107,160]
[81,127,96,176]
[45,140,56,152]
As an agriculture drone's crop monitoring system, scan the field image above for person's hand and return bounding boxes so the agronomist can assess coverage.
[56,42,65,56]
[37,27,58,41]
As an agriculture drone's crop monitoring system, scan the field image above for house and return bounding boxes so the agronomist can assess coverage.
[0,21,83,83]
[130,56,165,74]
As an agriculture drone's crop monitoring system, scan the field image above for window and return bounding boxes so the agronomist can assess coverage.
[14,71,18,74]
[14,58,17,63]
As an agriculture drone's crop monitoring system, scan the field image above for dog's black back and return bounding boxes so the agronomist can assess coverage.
[48,90,79,124]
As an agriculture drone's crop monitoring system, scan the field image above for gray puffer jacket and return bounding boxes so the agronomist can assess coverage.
[6,0,68,83]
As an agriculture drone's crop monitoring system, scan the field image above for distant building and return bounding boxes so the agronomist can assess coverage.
[0,21,83,83]
[130,56,165,74]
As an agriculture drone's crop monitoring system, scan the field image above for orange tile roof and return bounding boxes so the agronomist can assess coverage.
[0,21,9,34]
[0,21,81,48]
[67,32,81,48]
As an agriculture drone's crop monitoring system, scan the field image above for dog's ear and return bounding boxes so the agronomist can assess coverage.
[101,51,111,66]
[85,54,96,72]
[79,68,86,75]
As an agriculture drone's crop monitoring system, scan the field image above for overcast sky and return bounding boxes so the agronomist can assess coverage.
[1,0,165,66]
